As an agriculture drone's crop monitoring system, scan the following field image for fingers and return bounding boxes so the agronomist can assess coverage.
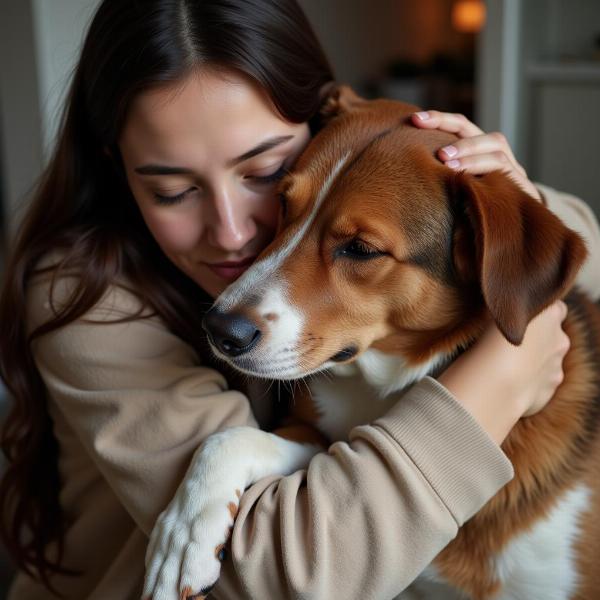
[443,150,513,174]
[550,301,571,354]
[532,300,568,326]
[542,299,568,324]
[412,110,543,201]
[412,110,483,138]
[519,299,571,417]
[557,300,568,322]
[437,132,524,174]
[443,152,541,200]
[535,300,571,360]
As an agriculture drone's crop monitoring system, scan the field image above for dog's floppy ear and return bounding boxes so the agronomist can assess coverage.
[319,83,365,123]
[451,170,587,345]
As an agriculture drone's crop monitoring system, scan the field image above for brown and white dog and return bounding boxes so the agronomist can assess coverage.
[144,87,600,600]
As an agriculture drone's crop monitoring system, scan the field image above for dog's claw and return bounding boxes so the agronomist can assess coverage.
[180,582,215,600]
[180,587,192,600]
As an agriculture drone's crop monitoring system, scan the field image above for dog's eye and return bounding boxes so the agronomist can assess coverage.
[338,239,384,260]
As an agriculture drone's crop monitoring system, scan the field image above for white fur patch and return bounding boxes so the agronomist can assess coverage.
[406,484,591,600]
[492,483,590,600]
[309,371,401,441]
[259,285,303,354]
[354,348,450,397]
[309,348,450,441]
[144,427,320,598]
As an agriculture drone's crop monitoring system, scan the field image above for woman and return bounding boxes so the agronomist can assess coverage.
[1,1,599,598]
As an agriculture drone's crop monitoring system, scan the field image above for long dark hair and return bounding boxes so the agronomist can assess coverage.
[0,0,333,590]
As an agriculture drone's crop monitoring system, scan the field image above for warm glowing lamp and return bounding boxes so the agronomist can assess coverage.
[452,0,486,33]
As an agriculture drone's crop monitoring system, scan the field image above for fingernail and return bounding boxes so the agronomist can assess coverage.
[415,111,430,121]
[442,145,458,158]
[446,159,461,169]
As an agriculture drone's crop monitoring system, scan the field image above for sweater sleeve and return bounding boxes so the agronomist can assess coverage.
[538,183,600,300]
[27,274,258,536]
[28,271,512,599]
[216,378,512,600]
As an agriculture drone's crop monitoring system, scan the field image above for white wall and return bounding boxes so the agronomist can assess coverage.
[6,0,597,232]
[478,0,600,214]
[0,0,100,236]
[475,0,522,155]
[30,0,101,157]
[299,0,458,90]
[0,0,44,235]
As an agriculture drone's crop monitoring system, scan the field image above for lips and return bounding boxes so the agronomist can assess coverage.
[205,255,257,281]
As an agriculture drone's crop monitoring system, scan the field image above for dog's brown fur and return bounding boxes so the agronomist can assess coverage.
[210,85,600,598]
[266,87,600,598]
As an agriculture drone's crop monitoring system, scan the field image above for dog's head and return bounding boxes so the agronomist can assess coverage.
[203,86,587,380]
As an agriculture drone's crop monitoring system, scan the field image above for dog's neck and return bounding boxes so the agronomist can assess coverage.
[330,347,454,398]
[334,305,489,398]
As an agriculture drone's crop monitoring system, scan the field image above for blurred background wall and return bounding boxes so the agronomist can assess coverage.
[1,0,599,595]
[2,0,600,244]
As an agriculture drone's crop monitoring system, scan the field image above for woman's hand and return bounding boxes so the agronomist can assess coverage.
[411,110,542,201]
[438,301,570,445]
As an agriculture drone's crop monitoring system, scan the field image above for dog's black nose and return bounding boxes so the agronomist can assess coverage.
[202,307,261,357]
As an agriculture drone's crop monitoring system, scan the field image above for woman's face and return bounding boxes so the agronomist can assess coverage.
[119,69,311,298]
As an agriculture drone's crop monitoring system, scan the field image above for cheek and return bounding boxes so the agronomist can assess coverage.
[142,208,202,253]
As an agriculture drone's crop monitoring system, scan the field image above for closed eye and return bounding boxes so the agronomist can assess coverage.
[336,239,387,261]
[153,187,196,205]
[248,164,288,184]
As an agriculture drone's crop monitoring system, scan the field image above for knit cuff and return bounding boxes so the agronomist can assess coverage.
[372,376,513,525]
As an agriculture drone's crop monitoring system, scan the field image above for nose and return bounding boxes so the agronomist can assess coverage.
[202,307,261,357]
[207,187,257,251]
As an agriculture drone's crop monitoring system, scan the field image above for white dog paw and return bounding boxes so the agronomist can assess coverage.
[143,489,241,600]
[142,426,319,599]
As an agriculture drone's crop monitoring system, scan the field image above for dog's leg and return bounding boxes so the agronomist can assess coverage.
[143,426,322,599]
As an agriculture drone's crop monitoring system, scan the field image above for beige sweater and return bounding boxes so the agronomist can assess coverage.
[8,186,600,600]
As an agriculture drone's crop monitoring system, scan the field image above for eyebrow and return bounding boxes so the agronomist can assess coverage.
[134,134,294,176]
